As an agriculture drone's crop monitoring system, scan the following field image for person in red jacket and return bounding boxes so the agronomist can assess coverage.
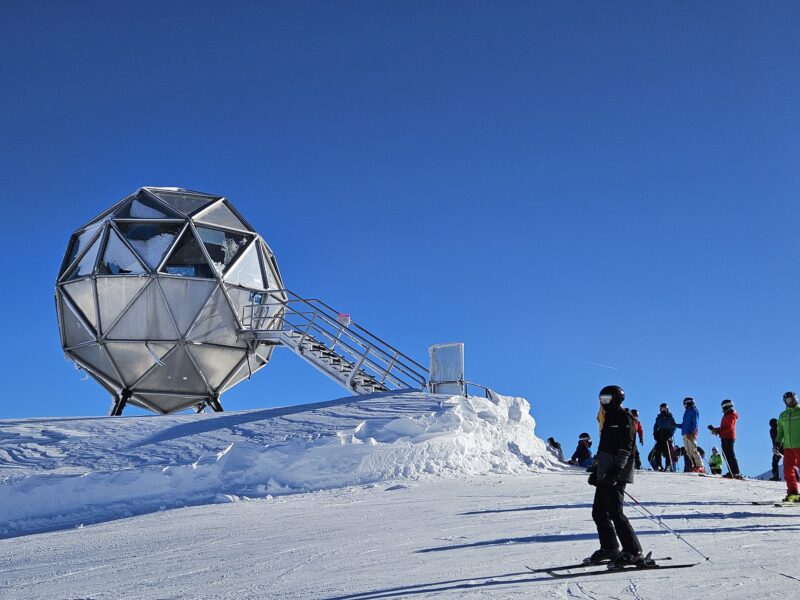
[708,399,743,479]
[630,409,644,469]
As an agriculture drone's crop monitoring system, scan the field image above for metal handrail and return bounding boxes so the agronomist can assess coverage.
[240,291,428,391]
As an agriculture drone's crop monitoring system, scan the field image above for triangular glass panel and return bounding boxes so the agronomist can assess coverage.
[136,346,209,395]
[70,343,118,383]
[62,279,97,329]
[186,286,246,348]
[160,228,216,278]
[117,222,183,269]
[97,229,147,275]
[96,276,149,334]
[133,393,205,414]
[61,223,103,278]
[60,294,95,347]
[105,342,174,388]
[106,280,180,340]
[114,190,183,219]
[147,189,219,216]
[186,344,246,391]
[65,233,102,280]
[159,278,216,336]
[195,200,249,231]
[195,226,252,275]
[260,241,284,289]
[224,242,264,289]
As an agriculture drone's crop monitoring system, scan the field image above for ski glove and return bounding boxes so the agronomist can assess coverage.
[588,471,598,486]
[600,465,621,487]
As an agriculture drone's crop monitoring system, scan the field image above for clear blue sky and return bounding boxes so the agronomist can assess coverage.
[1,1,798,476]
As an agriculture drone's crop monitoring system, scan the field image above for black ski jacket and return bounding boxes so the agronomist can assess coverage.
[596,405,636,484]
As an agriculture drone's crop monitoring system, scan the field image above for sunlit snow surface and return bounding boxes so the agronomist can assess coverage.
[1,393,798,599]
[0,392,553,538]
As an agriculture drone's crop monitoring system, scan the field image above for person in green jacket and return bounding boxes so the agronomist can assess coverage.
[777,391,800,502]
[709,447,723,475]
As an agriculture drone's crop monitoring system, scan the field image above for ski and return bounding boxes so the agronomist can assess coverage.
[751,501,800,507]
[526,557,672,574]
[546,562,698,579]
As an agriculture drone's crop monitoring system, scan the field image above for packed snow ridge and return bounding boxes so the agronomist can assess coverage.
[0,391,558,538]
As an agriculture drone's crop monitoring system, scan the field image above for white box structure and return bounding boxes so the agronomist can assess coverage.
[428,342,465,395]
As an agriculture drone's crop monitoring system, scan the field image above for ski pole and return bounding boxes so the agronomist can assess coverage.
[623,489,711,562]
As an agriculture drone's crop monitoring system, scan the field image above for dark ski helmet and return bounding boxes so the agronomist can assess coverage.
[683,397,695,407]
[630,409,639,417]
[770,418,778,426]
[721,399,734,412]
[783,391,798,407]
[659,403,668,411]
[578,432,591,442]
[599,385,624,406]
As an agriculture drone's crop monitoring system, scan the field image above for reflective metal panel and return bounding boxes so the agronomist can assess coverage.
[106,281,179,340]
[96,276,149,334]
[186,345,246,390]
[71,343,118,383]
[159,277,216,335]
[61,296,95,347]
[221,353,264,392]
[195,200,249,231]
[105,342,174,387]
[161,228,215,278]
[134,393,205,414]
[186,286,245,347]
[117,221,183,269]
[136,346,208,394]
[62,279,97,329]
[224,242,264,289]
[195,226,251,275]
[98,229,147,275]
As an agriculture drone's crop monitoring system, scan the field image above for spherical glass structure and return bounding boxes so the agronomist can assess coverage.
[55,187,286,414]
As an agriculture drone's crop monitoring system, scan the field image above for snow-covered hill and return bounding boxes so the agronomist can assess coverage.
[0,391,554,539]
[2,392,798,599]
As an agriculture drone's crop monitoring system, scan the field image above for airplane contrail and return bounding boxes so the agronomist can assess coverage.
[578,360,619,370]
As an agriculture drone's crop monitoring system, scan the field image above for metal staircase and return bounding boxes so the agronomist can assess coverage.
[240,290,428,395]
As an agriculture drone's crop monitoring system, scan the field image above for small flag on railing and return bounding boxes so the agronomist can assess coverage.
[337,313,351,327]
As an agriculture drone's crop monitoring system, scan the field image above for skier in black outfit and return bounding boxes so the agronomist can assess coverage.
[652,403,676,471]
[770,418,782,481]
[586,385,650,569]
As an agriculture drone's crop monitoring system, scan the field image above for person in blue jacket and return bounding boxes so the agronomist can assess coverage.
[652,404,676,471]
[677,397,704,472]
[569,432,594,467]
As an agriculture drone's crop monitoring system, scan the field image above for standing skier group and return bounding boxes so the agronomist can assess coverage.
[550,385,800,571]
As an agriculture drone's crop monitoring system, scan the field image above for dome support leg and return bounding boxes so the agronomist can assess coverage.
[207,395,224,412]
[110,389,131,417]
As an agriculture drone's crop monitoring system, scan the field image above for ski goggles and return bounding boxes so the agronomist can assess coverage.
[599,394,613,405]
[784,392,798,406]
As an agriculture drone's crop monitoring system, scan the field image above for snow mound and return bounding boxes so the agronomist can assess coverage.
[0,391,557,538]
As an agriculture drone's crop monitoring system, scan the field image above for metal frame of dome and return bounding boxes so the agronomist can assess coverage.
[55,187,287,415]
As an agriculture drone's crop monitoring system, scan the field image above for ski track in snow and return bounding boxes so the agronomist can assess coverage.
[1,392,798,598]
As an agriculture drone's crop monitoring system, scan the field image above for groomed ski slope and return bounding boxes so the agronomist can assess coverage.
[1,392,798,598]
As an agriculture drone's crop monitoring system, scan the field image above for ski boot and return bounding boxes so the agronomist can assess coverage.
[607,551,655,570]
[733,474,745,480]
[783,492,800,502]
[583,548,621,565]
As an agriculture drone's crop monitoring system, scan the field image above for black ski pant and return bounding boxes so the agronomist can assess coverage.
[652,437,672,471]
[634,446,641,470]
[772,454,781,480]
[592,482,642,555]
[721,438,740,476]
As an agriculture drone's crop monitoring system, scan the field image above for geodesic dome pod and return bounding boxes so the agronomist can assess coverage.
[55,187,286,414]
